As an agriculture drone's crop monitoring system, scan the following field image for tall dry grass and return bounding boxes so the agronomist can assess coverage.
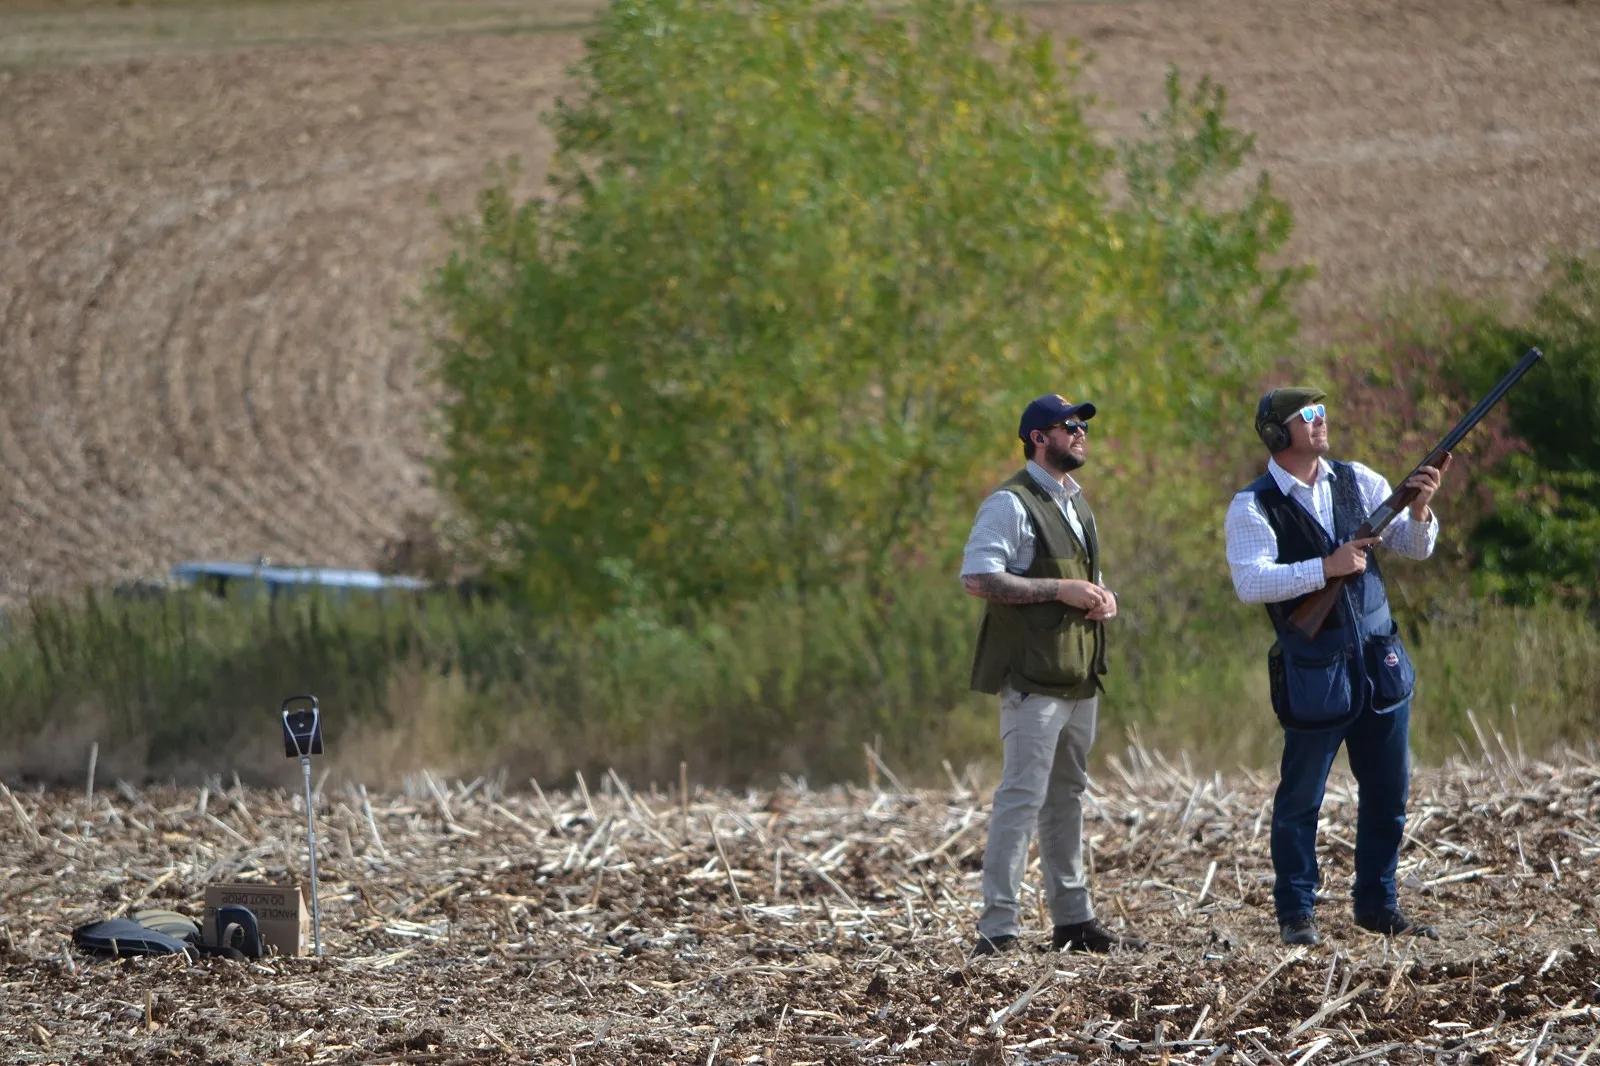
[2,574,1595,786]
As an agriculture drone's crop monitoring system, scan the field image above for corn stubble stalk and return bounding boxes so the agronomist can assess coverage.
[0,741,1596,1060]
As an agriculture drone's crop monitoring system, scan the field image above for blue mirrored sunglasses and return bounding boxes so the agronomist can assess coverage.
[1296,403,1326,423]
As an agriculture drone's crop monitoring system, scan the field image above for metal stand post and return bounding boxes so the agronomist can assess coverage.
[299,755,324,957]
[282,694,326,959]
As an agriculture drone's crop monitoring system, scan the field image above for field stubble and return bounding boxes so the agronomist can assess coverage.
[2,741,1597,1064]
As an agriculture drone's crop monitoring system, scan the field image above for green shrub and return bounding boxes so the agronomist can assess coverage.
[425,0,1301,614]
[1337,256,1600,609]
[1446,258,1600,606]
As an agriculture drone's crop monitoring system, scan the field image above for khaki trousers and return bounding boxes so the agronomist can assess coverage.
[976,686,1097,938]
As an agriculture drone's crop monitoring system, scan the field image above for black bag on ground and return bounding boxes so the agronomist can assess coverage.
[72,906,262,961]
[72,917,195,960]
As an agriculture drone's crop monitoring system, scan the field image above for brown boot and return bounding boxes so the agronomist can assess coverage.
[1053,919,1147,953]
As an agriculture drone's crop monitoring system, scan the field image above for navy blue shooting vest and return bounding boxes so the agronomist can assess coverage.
[1246,461,1416,729]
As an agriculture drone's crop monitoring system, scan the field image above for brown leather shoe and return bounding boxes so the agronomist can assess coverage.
[1355,910,1439,939]
[971,933,1018,957]
[1279,916,1321,946]
[1053,919,1147,953]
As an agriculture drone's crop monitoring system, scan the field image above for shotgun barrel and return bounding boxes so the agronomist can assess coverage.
[1285,347,1543,639]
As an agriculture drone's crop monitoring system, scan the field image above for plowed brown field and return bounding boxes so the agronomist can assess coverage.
[3,0,1599,604]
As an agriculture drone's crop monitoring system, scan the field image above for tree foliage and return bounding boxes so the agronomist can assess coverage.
[1442,255,1600,607]
[427,0,1302,612]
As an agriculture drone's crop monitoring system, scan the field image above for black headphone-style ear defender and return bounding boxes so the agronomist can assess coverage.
[1255,391,1290,452]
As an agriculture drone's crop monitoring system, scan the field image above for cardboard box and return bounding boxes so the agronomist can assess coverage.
[202,882,310,957]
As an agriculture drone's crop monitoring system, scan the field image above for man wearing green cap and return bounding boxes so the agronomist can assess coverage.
[1226,387,1450,946]
[960,393,1146,957]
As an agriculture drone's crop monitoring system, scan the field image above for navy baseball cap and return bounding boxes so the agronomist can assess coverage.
[1018,394,1097,441]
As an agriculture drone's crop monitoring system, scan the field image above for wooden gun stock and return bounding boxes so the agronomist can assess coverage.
[1284,460,1435,638]
[1283,347,1543,639]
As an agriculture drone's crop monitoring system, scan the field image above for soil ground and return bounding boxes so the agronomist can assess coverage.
[2,751,1598,1064]
[3,0,1600,604]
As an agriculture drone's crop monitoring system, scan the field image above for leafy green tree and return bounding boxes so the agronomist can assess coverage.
[427,0,1301,613]
[1444,256,1600,606]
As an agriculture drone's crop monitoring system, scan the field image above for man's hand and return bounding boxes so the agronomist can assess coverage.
[1323,536,1381,579]
[1085,587,1117,622]
[1058,579,1109,613]
[1405,452,1452,520]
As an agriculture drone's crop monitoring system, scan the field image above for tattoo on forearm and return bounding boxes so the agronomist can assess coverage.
[963,572,1060,605]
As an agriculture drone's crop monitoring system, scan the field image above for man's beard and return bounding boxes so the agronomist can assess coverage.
[1045,439,1085,471]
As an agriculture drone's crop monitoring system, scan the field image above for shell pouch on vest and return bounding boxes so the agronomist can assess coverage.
[1363,621,1416,710]
[1267,625,1354,728]
[1017,600,1069,632]
[1018,600,1094,686]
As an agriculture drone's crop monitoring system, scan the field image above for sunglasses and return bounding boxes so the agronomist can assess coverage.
[1051,420,1089,436]
[1295,404,1326,423]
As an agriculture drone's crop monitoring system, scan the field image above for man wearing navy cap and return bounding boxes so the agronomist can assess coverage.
[960,393,1146,956]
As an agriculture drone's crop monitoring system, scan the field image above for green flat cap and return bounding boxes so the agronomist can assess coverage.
[1257,386,1327,427]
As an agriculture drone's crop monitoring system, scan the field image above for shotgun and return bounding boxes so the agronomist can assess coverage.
[1286,346,1544,639]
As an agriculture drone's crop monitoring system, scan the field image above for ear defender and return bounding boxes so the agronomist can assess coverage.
[1255,391,1291,452]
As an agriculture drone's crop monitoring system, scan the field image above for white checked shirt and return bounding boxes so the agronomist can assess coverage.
[1225,457,1438,604]
[961,461,1099,580]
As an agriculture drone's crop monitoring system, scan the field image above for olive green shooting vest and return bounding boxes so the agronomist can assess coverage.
[969,470,1108,699]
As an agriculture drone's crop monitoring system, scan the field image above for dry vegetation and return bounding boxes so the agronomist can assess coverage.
[3,0,1600,603]
[2,740,1597,1063]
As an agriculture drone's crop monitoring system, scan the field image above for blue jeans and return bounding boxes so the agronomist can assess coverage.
[1271,699,1410,922]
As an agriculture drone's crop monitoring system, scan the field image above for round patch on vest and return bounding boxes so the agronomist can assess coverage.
[1384,651,1400,668]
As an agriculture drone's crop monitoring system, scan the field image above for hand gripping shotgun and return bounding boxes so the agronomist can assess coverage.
[1287,346,1544,639]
